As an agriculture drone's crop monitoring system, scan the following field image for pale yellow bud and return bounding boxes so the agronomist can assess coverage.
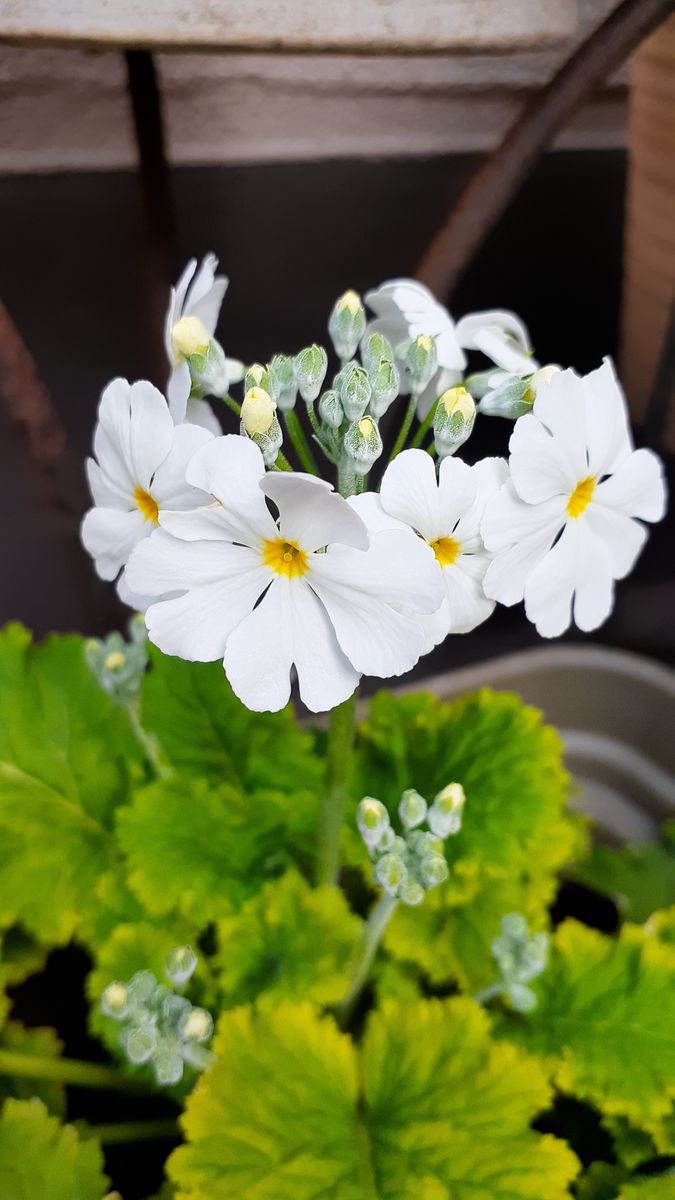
[358,416,375,438]
[418,334,434,353]
[337,289,362,316]
[171,315,210,362]
[247,363,267,385]
[440,386,475,422]
[104,651,126,671]
[105,981,128,1007]
[530,364,561,391]
[241,387,277,436]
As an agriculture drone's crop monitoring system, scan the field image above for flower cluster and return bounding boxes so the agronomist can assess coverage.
[85,615,148,706]
[80,256,667,714]
[488,914,549,1012]
[101,946,213,1086]
[357,783,465,906]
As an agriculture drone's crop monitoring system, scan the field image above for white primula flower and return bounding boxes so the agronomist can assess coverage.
[165,254,244,431]
[81,377,213,592]
[456,309,558,418]
[353,448,507,648]
[364,278,466,418]
[125,435,442,714]
[481,359,667,637]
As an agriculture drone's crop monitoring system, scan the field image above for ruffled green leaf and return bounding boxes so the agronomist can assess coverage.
[0,1023,66,1116]
[618,1177,675,1198]
[169,997,578,1199]
[574,824,675,922]
[215,870,361,1007]
[141,647,322,797]
[0,1097,108,1199]
[503,920,675,1125]
[575,1162,628,1200]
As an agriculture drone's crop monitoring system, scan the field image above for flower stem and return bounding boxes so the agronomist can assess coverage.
[317,689,358,887]
[93,1119,179,1145]
[473,981,503,1005]
[125,699,172,779]
[410,398,438,448]
[221,394,241,417]
[389,393,417,460]
[273,450,293,471]
[0,1049,152,1093]
[337,893,398,1027]
[283,410,319,474]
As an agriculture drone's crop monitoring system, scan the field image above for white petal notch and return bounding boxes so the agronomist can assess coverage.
[482,359,667,637]
[127,435,444,713]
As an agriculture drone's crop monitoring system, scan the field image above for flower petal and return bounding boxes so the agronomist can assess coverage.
[452,457,508,543]
[584,504,647,580]
[582,358,633,476]
[186,398,222,435]
[167,361,191,424]
[128,380,175,488]
[573,522,615,632]
[184,435,278,545]
[523,521,615,637]
[185,253,228,336]
[380,448,441,540]
[151,422,213,508]
[482,481,564,606]
[530,368,587,480]
[509,412,578,502]
[442,553,496,634]
[455,309,531,355]
[93,377,135,493]
[348,492,410,535]
[595,448,667,523]
[437,456,478,537]
[81,506,147,580]
[86,457,130,510]
[262,472,369,552]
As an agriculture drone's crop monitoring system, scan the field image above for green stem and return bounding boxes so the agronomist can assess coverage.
[337,455,359,498]
[389,393,417,460]
[126,700,172,779]
[410,398,439,448]
[337,893,398,1027]
[317,690,358,886]
[273,450,293,471]
[0,1049,152,1093]
[93,1119,180,1145]
[221,394,241,417]
[283,410,319,474]
[473,981,503,1005]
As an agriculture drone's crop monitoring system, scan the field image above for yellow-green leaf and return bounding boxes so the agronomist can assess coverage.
[0,1097,108,1199]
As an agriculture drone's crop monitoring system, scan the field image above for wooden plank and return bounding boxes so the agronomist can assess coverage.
[0,0,578,54]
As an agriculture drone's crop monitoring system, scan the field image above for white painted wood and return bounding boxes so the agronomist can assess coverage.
[0,0,577,53]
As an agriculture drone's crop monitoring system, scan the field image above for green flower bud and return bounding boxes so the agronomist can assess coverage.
[336,361,372,422]
[505,982,538,1013]
[343,416,382,477]
[101,981,130,1020]
[398,788,428,831]
[153,1040,184,1086]
[368,357,400,419]
[268,354,298,411]
[360,331,394,372]
[187,336,231,399]
[375,852,408,897]
[240,388,283,466]
[357,796,390,851]
[419,851,449,890]
[127,970,158,1007]
[328,289,366,361]
[478,376,532,420]
[428,782,466,838]
[85,629,148,705]
[318,389,344,430]
[244,362,272,394]
[165,945,198,987]
[501,913,528,941]
[180,1007,213,1043]
[376,826,397,854]
[294,344,328,403]
[433,386,476,458]
[124,1023,158,1065]
[404,334,437,393]
[398,879,426,907]
[407,830,444,859]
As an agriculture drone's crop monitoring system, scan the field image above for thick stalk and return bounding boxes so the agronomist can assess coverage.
[317,690,358,886]
[221,394,241,416]
[93,1119,179,1145]
[337,893,398,1027]
[283,409,319,474]
[389,393,417,460]
[411,398,439,448]
[0,1049,151,1093]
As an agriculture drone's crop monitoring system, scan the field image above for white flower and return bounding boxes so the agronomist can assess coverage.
[81,378,213,591]
[125,435,442,713]
[481,360,667,637]
[353,448,507,648]
[165,254,244,431]
[364,278,465,418]
[456,309,558,417]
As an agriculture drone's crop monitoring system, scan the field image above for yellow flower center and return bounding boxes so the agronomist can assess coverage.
[566,476,595,520]
[429,536,461,567]
[134,487,159,525]
[262,538,309,579]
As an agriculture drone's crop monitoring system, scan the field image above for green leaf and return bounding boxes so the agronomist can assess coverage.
[215,870,361,1007]
[0,1097,108,1199]
[0,1023,65,1116]
[169,997,578,1199]
[503,920,675,1126]
[575,1162,627,1200]
[141,647,322,796]
[0,626,143,943]
[617,1177,675,1198]
[574,825,675,922]
[117,778,307,924]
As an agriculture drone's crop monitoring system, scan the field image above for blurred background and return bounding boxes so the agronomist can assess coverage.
[0,0,673,677]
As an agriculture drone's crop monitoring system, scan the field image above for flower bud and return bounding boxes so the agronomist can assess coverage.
[294,344,328,403]
[375,852,408,897]
[357,796,390,851]
[101,982,130,1020]
[124,1023,158,1065]
[360,331,394,372]
[478,377,532,420]
[368,357,400,419]
[127,970,158,1007]
[328,289,367,361]
[343,416,382,477]
[85,629,148,705]
[244,362,272,394]
[318,389,344,430]
[408,830,444,858]
[505,982,538,1013]
[433,387,476,459]
[428,782,466,838]
[188,337,231,399]
[404,334,438,393]
[398,789,428,831]
[241,387,277,436]
[501,913,528,941]
[419,852,449,890]
[171,315,210,362]
[165,945,198,987]
[530,364,560,391]
[376,826,397,854]
[153,1041,184,1086]
[336,361,372,421]
[398,879,425,907]
[180,1007,213,1043]
[268,354,298,411]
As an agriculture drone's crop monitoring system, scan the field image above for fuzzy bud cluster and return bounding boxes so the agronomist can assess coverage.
[357,783,466,906]
[490,914,549,1012]
[85,615,148,706]
[101,945,213,1087]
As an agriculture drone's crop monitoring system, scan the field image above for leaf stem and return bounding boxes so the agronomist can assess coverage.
[125,699,172,779]
[92,1119,179,1145]
[473,982,503,1005]
[0,1049,152,1093]
[410,398,438,448]
[337,893,398,1027]
[389,393,418,460]
[283,410,319,474]
[316,690,358,887]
